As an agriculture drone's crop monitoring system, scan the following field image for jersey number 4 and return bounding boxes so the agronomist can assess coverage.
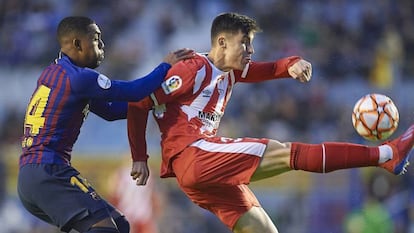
[24,85,51,135]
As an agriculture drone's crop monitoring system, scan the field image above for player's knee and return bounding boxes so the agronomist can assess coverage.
[233,206,278,233]
[113,215,130,233]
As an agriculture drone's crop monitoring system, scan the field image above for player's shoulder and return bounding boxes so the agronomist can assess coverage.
[68,66,100,82]
[57,55,100,79]
[58,62,103,92]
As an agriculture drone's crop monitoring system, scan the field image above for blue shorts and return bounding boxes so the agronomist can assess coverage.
[17,163,119,232]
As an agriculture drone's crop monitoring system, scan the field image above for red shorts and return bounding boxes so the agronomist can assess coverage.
[171,136,269,229]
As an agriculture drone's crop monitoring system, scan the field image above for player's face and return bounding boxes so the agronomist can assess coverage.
[79,24,105,69]
[224,30,254,71]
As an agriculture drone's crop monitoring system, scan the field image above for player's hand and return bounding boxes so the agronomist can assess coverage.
[288,59,312,83]
[130,161,150,186]
[163,48,195,65]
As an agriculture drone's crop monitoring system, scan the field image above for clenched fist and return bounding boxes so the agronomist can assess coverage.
[288,59,312,83]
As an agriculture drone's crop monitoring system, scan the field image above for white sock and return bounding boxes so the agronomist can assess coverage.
[378,145,393,163]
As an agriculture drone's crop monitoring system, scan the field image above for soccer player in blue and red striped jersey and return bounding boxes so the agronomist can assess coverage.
[17,16,194,233]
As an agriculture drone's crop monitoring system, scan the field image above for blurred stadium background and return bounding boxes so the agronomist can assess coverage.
[1,0,414,232]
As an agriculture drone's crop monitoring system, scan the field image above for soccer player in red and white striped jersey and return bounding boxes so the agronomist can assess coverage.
[127,12,414,233]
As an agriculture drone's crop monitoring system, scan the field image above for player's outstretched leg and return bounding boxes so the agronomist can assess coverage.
[380,124,414,175]
[289,124,414,176]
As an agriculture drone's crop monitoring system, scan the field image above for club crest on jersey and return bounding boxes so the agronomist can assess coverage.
[162,75,182,94]
[97,74,111,89]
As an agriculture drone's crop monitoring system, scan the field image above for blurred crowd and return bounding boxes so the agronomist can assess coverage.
[1,0,414,232]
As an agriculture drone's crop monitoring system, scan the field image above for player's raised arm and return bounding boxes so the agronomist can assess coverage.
[71,48,195,103]
[233,56,311,83]
[120,48,194,101]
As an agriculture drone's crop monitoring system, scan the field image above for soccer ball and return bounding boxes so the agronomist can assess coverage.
[352,93,399,141]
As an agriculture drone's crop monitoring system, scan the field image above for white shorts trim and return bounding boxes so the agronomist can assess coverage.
[190,139,266,158]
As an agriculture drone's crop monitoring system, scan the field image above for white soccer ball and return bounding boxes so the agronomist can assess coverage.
[352,93,399,141]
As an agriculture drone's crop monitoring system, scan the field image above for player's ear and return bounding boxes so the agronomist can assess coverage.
[218,37,226,48]
[73,38,82,51]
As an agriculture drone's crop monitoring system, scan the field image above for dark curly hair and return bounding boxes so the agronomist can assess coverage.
[57,16,95,44]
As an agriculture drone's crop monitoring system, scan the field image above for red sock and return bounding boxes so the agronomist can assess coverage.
[290,142,379,173]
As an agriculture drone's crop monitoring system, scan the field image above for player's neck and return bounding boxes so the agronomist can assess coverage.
[207,52,229,72]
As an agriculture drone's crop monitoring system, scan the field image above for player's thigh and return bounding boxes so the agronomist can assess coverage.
[233,206,279,233]
[174,137,266,187]
[251,140,292,181]
[18,164,117,232]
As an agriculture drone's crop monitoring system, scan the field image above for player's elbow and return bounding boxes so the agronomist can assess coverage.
[96,111,126,121]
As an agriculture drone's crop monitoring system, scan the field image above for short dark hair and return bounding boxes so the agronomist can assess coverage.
[57,16,95,42]
[210,12,261,43]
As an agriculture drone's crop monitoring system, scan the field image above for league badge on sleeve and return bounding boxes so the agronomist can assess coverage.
[162,75,182,94]
[97,74,111,89]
